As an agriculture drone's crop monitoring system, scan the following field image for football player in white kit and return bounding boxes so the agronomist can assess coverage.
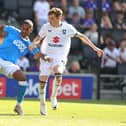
[30,7,103,115]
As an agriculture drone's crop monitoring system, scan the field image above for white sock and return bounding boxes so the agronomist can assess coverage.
[40,92,46,105]
[17,102,22,106]
[39,83,46,105]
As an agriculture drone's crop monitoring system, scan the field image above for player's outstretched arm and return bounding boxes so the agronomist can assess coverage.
[76,32,103,57]
[29,35,42,51]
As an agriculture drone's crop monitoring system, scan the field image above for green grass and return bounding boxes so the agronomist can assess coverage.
[0,98,126,126]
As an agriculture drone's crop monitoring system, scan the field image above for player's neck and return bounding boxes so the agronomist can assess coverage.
[21,34,29,40]
[51,21,62,28]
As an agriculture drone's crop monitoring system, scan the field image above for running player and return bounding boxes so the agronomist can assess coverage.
[29,7,103,115]
[0,19,41,115]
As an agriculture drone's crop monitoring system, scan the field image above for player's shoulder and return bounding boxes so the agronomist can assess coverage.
[44,23,50,27]
[62,21,71,26]
[4,25,20,33]
[8,25,20,32]
[41,23,51,29]
[62,21,74,29]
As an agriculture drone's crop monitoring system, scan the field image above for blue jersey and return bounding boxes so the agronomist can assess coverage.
[0,26,39,64]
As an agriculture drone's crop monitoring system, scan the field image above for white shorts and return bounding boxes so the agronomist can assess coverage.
[39,59,66,76]
[0,58,20,78]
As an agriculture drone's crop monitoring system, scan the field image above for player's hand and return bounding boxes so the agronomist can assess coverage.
[47,57,53,62]
[44,56,53,62]
[28,43,36,51]
[96,48,104,58]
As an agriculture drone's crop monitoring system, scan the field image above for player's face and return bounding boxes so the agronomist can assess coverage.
[20,23,33,38]
[48,14,62,26]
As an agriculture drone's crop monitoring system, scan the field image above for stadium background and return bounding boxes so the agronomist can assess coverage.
[0,0,126,100]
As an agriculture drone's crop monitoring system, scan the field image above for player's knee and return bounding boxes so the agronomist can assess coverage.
[53,65,64,74]
[16,75,26,81]
[13,70,26,81]
[40,81,47,88]
[19,75,26,81]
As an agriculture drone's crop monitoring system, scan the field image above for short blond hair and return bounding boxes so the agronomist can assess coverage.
[23,19,33,28]
[48,7,63,17]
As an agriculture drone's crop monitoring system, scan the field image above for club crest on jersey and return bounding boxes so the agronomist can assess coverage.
[62,29,66,34]
[48,29,52,32]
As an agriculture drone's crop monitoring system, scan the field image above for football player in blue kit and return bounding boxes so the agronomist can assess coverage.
[0,19,42,115]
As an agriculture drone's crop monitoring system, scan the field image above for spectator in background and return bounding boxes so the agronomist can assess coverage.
[102,0,112,12]
[59,0,68,18]
[101,12,113,29]
[112,0,126,12]
[100,33,113,49]
[122,32,126,40]
[118,39,126,63]
[101,40,120,74]
[121,1,126,12]
[112,0,122,11]
[48,0,55,9]
[68,0,86,21]
[33,0,50,32]
[84,0,98,11]
[17,57,30,71]
[82,10,96,29]
[118,39,126,74]
[112,10,126,30]
[68,60,81,73]
[84,23,98,45]
[68,12,83,27]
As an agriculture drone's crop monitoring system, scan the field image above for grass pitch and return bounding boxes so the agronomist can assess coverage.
[0,98,126,126]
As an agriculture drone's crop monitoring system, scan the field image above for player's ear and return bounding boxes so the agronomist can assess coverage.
[29,28,33,33]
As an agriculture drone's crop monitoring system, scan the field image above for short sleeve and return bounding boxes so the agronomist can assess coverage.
[4,25,19,33]
[68,24,78,38]
[38,24,48,38]
[30,47,39,55]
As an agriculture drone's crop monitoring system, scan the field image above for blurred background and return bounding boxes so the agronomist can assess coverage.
[0,0,126,100]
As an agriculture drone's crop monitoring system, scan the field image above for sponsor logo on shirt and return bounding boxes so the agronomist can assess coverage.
[13,40,27,52]
[48,36,63,47]
[48,43,63,47]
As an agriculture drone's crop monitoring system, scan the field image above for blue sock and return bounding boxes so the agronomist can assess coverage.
[17,81,27,104]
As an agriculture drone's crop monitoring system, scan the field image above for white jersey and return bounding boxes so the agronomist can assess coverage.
[39,22,78,61]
